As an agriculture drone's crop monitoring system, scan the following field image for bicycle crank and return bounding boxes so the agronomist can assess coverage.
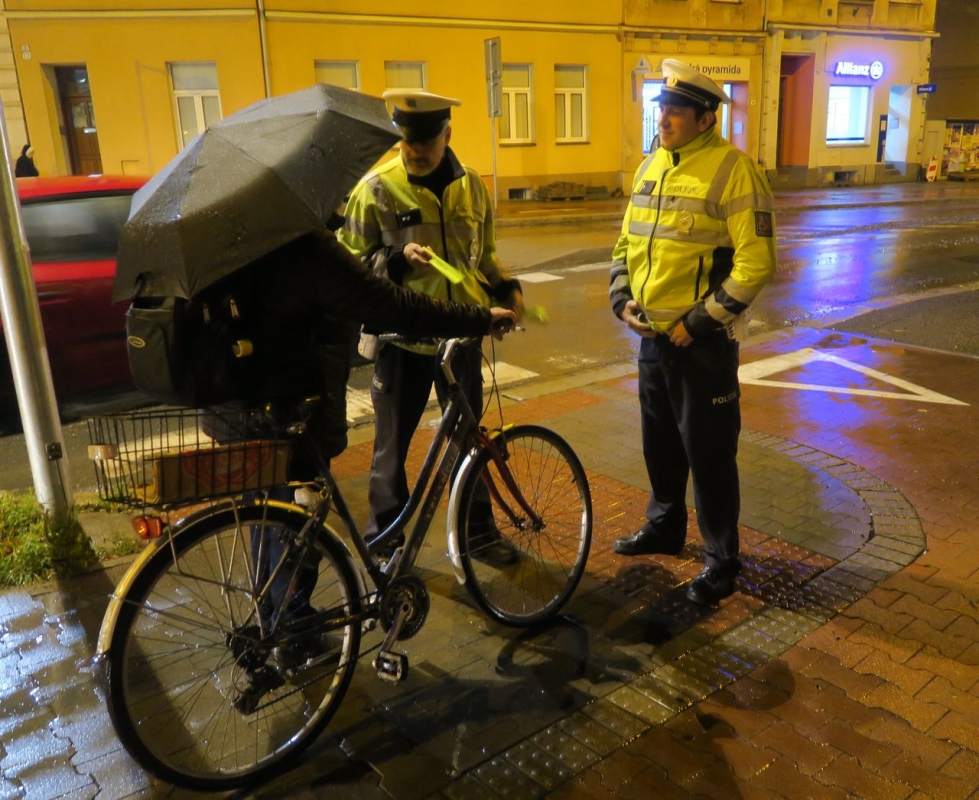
[378,575,430,640]
[373,576,430,684]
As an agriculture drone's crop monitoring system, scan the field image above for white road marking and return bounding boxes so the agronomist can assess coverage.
[518,272,563,283]
[346,361,540,425]
[568,262,611,273]
[739,347,968,406]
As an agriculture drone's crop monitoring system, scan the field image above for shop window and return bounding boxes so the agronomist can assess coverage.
[826,85,870,144]
[315,60,359,90]
[500,64,534,144]
[555,65,588,143]
[170,63,221,149]
[385,61,426,91]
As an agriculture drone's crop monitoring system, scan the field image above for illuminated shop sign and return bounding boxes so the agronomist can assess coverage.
[834,60,884,80]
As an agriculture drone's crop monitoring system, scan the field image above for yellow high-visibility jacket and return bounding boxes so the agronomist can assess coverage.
[609,128,777,337]
[340,148,518,316]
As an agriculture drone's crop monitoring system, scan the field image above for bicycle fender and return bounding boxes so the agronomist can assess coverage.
[96,501,259,658]
[96,539,167,658]
[446,448,482,584]
[96,499,366,657]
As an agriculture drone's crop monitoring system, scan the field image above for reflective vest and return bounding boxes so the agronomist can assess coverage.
[609,129,777,337]
[340,148,507,310]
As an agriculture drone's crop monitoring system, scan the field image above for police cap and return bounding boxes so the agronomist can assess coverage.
[382,90,462,143]
[656,59,731,112]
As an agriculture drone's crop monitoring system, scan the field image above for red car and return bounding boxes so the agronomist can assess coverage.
[1,175,147,425]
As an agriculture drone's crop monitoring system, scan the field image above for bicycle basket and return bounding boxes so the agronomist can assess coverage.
[86,408,292,506]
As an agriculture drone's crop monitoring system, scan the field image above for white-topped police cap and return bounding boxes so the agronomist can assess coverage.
[657,59,731,111]
[382,90,462,142]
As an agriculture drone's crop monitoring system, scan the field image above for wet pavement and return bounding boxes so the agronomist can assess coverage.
[4,183,979,798]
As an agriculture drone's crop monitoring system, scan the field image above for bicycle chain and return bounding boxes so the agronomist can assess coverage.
[378,575,430,640]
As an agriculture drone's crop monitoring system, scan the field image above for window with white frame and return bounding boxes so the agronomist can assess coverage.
[826,85,870,144]
[315,60,359,90]
[384,61,426,91]
[500,64,534,143]
[169,63,221,149]
[554,65,588,142]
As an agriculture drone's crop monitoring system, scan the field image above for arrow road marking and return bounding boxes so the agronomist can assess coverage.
[739,347,968,406]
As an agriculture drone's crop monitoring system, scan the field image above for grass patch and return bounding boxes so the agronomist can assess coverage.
[0,490,99,586]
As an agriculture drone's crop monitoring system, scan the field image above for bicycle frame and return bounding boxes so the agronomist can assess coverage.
[323,338,511,592]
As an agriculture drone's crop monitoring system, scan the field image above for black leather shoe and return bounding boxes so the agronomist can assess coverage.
[613,523,683,556]
[686,563,740,605]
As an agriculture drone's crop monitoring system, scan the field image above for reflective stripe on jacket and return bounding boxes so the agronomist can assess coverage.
[608,128,777,337]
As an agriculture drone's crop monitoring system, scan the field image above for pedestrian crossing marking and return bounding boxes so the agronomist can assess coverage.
[346,361,540,425]
[517,272,563,283]
[568,262,611,273]
[739,347,968,406]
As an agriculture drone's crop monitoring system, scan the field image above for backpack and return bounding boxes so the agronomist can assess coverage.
[124,267,261,408]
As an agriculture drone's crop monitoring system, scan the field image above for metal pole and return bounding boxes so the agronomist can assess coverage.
[256,0,272,99]
[0,100,72,525]
[491,117,498,214]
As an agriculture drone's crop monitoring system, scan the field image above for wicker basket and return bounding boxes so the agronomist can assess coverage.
[87,408,291,506]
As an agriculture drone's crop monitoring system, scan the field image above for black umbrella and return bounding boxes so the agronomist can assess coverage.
[113,84,400,301]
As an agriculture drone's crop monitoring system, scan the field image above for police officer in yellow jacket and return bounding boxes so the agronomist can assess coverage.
[340,90,524,565]
[608,60,777,605]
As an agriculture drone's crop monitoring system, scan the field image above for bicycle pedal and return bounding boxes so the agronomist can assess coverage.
[373,650,409,683]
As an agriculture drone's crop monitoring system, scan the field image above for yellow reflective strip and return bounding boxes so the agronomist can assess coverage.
[706,151,741,208]
[722,193,776,217]
[655,226,732,246]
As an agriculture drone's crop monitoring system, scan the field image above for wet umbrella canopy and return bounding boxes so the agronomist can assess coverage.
[113,84,400,301]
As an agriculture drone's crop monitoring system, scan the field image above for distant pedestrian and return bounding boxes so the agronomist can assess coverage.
[608,59,777,605]
[15,144,39,177]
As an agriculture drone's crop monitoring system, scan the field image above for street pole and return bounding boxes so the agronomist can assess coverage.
[485,37,502,213]
[0,102,72,524]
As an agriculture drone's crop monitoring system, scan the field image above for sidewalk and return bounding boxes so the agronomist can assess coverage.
[3,183,979,798]
[494,178,979,228]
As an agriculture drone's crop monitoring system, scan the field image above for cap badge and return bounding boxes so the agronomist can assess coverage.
[405,98,418,108]
[666,75,679,87]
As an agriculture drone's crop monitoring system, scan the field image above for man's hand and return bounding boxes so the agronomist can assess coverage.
[667,320,694,347]
[404,242,433,269]
[620,300,657,338]
[488,308,517,341]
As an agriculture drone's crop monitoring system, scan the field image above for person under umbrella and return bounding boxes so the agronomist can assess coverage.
[213,222,516,672]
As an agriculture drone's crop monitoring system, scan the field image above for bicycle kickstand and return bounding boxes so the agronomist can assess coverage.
[373,602,411,683]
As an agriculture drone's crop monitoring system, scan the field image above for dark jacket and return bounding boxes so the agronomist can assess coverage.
[14,145,38,178]
[216,229,491,472]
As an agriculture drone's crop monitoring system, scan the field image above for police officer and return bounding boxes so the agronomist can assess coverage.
[608,60,777,605]
[340,90,524,565]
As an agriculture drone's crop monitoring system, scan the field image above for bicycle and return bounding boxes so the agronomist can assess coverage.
[87,336,593,791]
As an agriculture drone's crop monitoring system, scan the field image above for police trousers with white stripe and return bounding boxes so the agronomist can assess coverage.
[637,331,742,569]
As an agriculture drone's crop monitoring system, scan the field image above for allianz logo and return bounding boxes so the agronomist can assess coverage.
[834,61,884,80]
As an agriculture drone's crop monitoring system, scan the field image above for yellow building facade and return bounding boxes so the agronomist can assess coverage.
[0,0,938,191]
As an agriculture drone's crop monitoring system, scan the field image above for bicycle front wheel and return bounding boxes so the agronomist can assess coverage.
[457,425,592,626]
[104,502,362,791]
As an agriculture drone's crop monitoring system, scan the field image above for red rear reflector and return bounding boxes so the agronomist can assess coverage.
[132,515,163,541]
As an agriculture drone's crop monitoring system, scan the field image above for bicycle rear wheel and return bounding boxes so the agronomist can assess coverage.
[104,502,362,791]
[457,425,591,626]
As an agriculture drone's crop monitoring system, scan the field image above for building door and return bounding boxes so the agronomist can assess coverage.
[56,66,102,175]
[884,85,913,166]
[776,55,815,168]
